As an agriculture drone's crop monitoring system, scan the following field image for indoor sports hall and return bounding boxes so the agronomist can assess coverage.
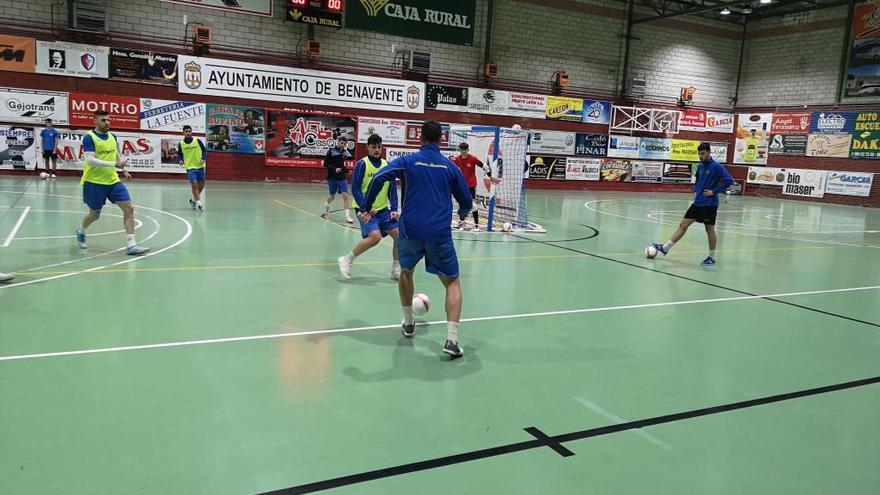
[1,1,878,494]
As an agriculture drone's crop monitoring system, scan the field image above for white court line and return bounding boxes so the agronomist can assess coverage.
[0,191,191,289]
[1,284,877,363]
[2,206,30,247]
[574,397,672,451]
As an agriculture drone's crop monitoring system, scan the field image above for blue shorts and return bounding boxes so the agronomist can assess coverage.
[358,209,398,238]
[82,181,131,211]
[328,179,348,195]
[186,167,206,183]
[398,238,459,278]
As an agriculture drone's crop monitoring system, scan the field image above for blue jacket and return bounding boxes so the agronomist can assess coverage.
[693,158,734,207]
[324,147,351,180]
[351,156,398,212]
[363,144,472,241]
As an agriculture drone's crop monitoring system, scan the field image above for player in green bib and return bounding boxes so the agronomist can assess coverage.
[337,134,400,280]
[178,124,207,211]
[75,110,149,256]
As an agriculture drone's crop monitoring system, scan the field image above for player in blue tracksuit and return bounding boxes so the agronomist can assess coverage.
[652,142,734,266]
[360,121,472,359]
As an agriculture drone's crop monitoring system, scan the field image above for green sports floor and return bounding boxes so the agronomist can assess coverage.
[0,175,878,495]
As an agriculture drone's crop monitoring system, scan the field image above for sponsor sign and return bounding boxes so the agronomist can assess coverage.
[528,155,566,180]
[783,168,826,198]
[747,166,787,186]
[345,0,476,46]
[849,130,880,159]
[600,159,633,182]
[385,147,418,161]
[853,111,880,132]
[357,116,406,145]
[159,0,272,16]
[529,130,575,155]
[565,157,601,180]
[0,35,35,73]
[771,113,811,134]
[507,92,546,119]
[178,55,425,114]
[0,125,37,169]
[639,137,671,160]
[0,87,69,125]
[734,113,772,164]
[710,142,728,163]
[607,135,640,158]
[662,162,693,184]
[109,48,177,85]
[670,139,698,161]
[286,0,343,28]
[809,112,856,133]
[36,41,109,78]
[825,171,873,197]
[40,128,184,173]
[806,133,852,158]
[266,110,356,167]
[574,133,607,156]
[631,161,663,183]
[140,99,205,133]
[70,93,141,130]
[581,100,611,125]
[768,134,808,156]
[405,121,450,146]
[678,109,706,131]
[467,88,509,115]
[544,96,583,121]
[426,84,468,111]
[706,111,734,133]
[206,104,265,154]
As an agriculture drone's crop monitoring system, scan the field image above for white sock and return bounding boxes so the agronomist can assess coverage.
[393,260,400,270]
[402,306,414,326]
[447,321,460,343]
[196,200,202,206]
[126,234,136,248]
[324,202,330,212]
[709,250,716,258]
[663,240,676,251]
[346,251,356,262]
[345,211,352,219]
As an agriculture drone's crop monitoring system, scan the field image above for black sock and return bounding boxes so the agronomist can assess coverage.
[473,211,479,225]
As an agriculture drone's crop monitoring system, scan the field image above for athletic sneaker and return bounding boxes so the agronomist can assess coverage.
[337,255,352,279]
[76,228,87,249]
[50,174,56,179]
[189,198,196,209]
[0,272,13,283]
[453,220,463,229]
[126,245,150,256]
[197,203,204,212]
[650,242,668,256]
[402,323,415,338]
[443,340,464,358]
[320,212,328,219]
[472,224,480,232]
[701,256,716,266]
[345,216,354,224]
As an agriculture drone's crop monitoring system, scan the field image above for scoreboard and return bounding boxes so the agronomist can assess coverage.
[286,0,343,29]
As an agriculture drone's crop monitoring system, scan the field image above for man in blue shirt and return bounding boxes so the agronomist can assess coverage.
[40,118,60,178]
[652,142,733,266]
[360,121,472,358]
[322,136,354,224]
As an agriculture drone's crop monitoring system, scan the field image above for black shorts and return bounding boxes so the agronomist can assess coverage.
[468,186,476,198]
[684,204,718,225]
[42,151,57,159]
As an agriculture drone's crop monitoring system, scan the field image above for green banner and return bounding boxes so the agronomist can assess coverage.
[346,0,476,46]
[850,130,880,159]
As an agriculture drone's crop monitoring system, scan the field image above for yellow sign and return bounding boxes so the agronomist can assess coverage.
[670,139,699,161]
[544,96,583,121]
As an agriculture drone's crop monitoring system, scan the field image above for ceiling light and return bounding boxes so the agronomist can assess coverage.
[720,7,731,14]
[760,0,772,4]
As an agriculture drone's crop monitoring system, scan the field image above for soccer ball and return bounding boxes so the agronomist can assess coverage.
[39,172,48,179]
[511,124,522,130]
[645,245,658,259]
[412,293,430,316]
[502,221,513,232]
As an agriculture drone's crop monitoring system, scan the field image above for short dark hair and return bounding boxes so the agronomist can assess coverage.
[44,118,52,123]
[421,120,443,144]
[697,142,711,152]
[458,142,469,150]
[94,110,109,118]
[337,136,347,142]
[182,125,192,131]
[367,134,382,146]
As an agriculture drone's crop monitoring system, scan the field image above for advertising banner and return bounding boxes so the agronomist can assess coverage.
[0,35,35,73]
[345,0,477,46]
[600,159,633,181]
[565,157,601,180]
[385,147,418,161]
[768,134,808,156]
[710,142,728,163]
[639,137,671,160]
[406,121,450,146]
[631,161,663,183]
[771,113,811,134]
[825,171,873,197]
[706,111,735,133]
[528,155,566,180]
[806,133,852,158]
[734,113,772,164]
[607,135,640,158]
[662,162,693,184]
[747,166,786,186]
[206,104,265,154]
[574,133,607,156]
[849,130,880,159]
[544,96,583,121]
[35,128,184,173]
[853,111,880,132]
[139,98,206,133]
[809,112,857,134]
[678,109,706,131]
[357,116,406,145]
[0,125,37,169]
[529,130,575,155]
[159,0,272,16]
[109,48,177,85]
[670,139,699,161]
[426,84,468,111]
[581,100,611,125]
[179,55,425,113]
[507,92,546,119]
[70,93,141,130]
[36,41,109,78]
[0,87,68,125]
[783,168,826,198]
[266,110,355,166]
[467,87,509,115]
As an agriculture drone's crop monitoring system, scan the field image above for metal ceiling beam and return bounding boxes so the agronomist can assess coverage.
[748,0,852,19]
[631,0,738,24]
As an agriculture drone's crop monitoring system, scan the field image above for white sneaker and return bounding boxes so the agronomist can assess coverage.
[197,203,204,212]
[345,216,354,224]
[472,224,480,232]
[50,174,56,178]
[0,272,13,282]
[454,220,463,229]
[337,255,352,279]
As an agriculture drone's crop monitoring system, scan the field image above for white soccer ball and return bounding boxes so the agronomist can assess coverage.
[645,245,658,259]
[502,221,513,232]
[39,172,48,179]
[511,124,522,130]
[412,293,431,316]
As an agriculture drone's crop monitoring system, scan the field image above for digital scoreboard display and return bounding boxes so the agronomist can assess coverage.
[286,0,343,29]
